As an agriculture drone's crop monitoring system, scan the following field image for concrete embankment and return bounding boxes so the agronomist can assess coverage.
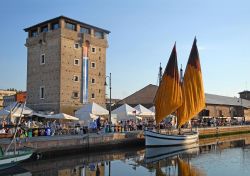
[1,125,250,157]
[0,131,144,157]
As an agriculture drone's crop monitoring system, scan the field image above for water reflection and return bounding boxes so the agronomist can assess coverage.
[144,144,205,176]
[11,134,250,176]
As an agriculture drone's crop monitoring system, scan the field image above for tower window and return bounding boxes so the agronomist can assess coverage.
[65,22,76,31]
[91,78,95,84]
[94,31,104,39]
[91,47,96,53]
[73,92,79,98]
[40,86,45,99]
[41,26,48,32]
[80,27,90,34]
[74,59,79,65]
[91,93,95,99]
[91,62,96,68]
[51,22,59,30]
[40,54,45,65]
[73,75,79,82]
[74,43,79,49]
[31,30,38,37]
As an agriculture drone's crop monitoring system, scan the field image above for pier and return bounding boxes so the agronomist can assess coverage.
[1,126,250,157]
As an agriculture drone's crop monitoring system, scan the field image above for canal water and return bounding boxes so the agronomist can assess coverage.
[3,134,250,176]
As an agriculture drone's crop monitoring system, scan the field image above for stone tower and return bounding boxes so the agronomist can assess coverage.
[24,16,110,115]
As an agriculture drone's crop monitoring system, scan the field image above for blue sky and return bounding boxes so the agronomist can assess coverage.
[0,0,250,99]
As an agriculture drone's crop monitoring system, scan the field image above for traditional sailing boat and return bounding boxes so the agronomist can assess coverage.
[144,38,205,146]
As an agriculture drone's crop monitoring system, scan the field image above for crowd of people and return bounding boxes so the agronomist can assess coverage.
[0,115,247,139]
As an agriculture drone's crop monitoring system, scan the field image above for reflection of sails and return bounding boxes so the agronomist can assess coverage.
[144,144,206,176]
[177,157,205,176]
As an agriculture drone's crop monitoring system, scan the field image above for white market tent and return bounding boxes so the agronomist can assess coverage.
[0,102,33,118]
[45,113,79,121]
[134,104,155,116]
[149,106,155,113]
[75,102,109,125]
[111,104,138,121]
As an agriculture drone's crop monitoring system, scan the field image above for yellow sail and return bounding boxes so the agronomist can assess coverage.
[154,44,183,124]
[177,38,205,128]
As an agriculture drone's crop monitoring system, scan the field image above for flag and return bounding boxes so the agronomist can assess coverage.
[177,38,206,127]
[154,44,183,124]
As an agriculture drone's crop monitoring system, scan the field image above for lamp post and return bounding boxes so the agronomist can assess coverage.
[238,98,244,125]
[105,73,112,130]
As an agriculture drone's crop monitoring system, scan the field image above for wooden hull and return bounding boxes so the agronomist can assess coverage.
[0,149,33,170]
[144,130,199,147]
[145,143,199,163]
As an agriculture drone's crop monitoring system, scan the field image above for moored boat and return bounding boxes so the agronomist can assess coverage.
[145,38,205,146]
[144,130,198,147]
[0,147,33,170]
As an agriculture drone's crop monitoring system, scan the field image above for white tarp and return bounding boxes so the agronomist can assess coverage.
[45,113,79,121]
[0,102,33,118]
[134,104,155,116]
[111,104,137,121]
[75,102,109,116]
[149,106,155,113]
[75,102,108,125]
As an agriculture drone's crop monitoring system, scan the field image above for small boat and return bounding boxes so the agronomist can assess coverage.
[0,103,34,170]
[0,147,33,170]
[145,38,205,147]
[144,130,198,147]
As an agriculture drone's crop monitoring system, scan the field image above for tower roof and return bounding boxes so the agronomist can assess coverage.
[24,15,110,34]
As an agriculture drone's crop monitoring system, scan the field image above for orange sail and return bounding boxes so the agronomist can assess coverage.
[177,38,205,127]
[154,44,183,124]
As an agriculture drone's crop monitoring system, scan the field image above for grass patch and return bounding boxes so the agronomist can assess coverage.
[199,130,250,139]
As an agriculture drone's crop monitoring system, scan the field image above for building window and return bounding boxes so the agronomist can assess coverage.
[40,86,45,99]
[94,31,104,39]
[91,47,96,53]
[65,22,76,31]
[74,43,79,49]
[74,59,79,65]
[91,93,95,99]
[31,30,38,37]
[73,92,79,98]
[41,26,48,32]
[91,62,96,68]
[80,27,90,34]
[51,22,59,30]
[40,54,45,65]
[73,75,79,82]
[91,78,95,84]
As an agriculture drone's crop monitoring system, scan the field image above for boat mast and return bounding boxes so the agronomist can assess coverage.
[5,103,25,155]
[158,63,163,85]
[180,64,183,83]
[177,64,184,134]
